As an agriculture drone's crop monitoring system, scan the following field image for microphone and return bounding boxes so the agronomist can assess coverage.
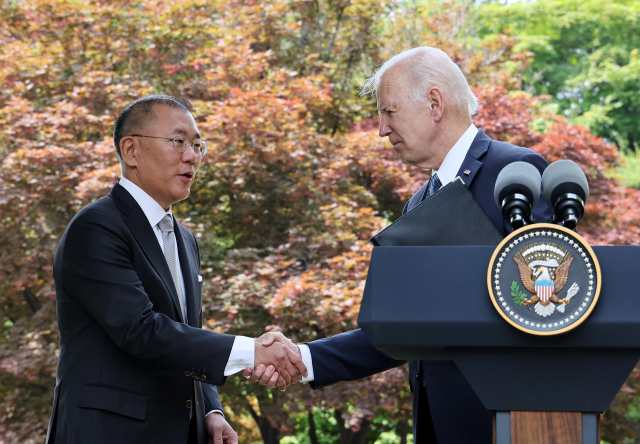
[542,160,589,230]
[494,161,542,230]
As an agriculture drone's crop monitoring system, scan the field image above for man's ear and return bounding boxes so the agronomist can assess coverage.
[119,136,139,169]
[428,87,445,122]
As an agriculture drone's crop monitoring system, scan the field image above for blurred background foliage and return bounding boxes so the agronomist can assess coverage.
[0,0,639,443]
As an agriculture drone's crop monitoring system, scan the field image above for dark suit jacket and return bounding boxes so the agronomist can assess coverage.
[307,130,554,444]
[46,183,236,444]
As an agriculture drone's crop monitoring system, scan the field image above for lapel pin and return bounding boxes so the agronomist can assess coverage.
[464,169,471,176]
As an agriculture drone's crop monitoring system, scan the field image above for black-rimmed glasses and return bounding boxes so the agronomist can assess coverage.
[130,134,208,157]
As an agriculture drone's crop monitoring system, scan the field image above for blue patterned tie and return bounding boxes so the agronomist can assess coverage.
[425,173,442,199]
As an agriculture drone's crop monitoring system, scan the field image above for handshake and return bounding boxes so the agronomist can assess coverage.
[247,332,306,391]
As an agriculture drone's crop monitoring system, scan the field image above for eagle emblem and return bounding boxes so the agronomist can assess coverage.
[514,242,574,317]
[488,224,600,335]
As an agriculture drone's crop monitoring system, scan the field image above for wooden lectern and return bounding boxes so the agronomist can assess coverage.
[358,245,640,444]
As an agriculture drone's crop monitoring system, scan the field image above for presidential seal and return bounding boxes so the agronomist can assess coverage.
[487,223,601,335]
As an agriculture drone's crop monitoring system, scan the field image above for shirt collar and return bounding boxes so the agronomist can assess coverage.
[433,124,478,186]
[118,176,172,228]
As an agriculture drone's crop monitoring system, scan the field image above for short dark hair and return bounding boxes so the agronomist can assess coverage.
[113,95,193,161]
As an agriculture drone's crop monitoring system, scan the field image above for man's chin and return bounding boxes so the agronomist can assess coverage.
[170,188,191,205]
[395,154,418,168]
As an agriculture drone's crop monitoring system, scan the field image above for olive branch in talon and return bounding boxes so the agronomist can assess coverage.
[510,280,532,310]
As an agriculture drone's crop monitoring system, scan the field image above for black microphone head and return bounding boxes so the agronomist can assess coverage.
[542,160,589,209]
[494,161,542,209]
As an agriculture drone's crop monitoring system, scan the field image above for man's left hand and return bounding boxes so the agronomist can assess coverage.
[207,412,238,444]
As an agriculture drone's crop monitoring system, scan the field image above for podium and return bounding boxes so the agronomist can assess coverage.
[358,245,640,443]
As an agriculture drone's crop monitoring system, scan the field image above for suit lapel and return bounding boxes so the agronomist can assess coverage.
[405,130,492,213]
[404,180,430,214]
[175,222,200,328]
[110,184,185,323]
[455,129,491,191]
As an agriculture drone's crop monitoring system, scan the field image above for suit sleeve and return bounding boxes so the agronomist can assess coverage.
[203,383,223,412]
[307,329,405,389]
[61,210,236,386]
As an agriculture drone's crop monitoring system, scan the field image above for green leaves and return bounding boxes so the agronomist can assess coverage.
[510,280,528,307]
[477,0,640,150]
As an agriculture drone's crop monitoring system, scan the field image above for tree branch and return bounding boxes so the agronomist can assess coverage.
[312,0,324,56]
[247,402,260,423]
[23,286,40,314]
[324,0,351,63]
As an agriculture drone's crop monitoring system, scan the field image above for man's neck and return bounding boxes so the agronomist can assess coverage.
[443,120,472,155]
[421,118,473,171]
[122,170,171,212]
[432,124,478,186]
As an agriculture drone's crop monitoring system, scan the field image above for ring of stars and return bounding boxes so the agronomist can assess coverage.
[493,228,596,332]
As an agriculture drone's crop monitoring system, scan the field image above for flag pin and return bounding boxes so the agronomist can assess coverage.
[464,169,471,175]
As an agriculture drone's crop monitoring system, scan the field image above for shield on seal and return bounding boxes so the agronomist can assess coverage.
[535,280,554,303]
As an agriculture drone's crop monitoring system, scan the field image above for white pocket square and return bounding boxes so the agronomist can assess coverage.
[197,275,203,282]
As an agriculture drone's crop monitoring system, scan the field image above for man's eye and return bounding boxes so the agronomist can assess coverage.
[192,142,202,149]
[174,138,185,145]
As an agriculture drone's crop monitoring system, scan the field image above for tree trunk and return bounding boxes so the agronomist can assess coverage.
[335,409,349,443]
[23,286,40,314]
[308,410,320,444]
[628,133,636,152]
[399,419,409,444]
[334,408,373,444]
[247,403,281,444]
[350,418,372,444]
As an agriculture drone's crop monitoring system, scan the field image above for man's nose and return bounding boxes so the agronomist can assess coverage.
[379,118,392,137]
[181,144,198,163]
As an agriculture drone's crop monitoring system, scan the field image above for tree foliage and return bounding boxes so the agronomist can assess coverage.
[1,1,639,443]
[478,0,640,151]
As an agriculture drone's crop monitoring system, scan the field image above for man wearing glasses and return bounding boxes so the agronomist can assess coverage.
[46,95,306,444]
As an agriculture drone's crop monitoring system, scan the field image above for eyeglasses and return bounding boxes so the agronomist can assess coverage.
[130,134,208,157]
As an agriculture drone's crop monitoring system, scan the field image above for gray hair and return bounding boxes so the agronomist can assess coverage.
[361,47,478,117]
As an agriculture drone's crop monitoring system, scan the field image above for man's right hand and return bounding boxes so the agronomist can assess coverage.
[252,335,307,391]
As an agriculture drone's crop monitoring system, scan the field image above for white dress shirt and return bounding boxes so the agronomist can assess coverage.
[118,177,255,415]
[433,124,478,186]
[119,177,188,317]
[298,124,479,382]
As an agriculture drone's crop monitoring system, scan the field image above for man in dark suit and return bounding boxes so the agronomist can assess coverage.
[47,95,306,444]
[245,47,553,443]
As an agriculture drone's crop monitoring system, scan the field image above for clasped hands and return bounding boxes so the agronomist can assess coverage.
[245,332,305,391]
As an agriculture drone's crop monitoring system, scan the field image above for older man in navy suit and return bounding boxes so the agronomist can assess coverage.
[245,47,553,443]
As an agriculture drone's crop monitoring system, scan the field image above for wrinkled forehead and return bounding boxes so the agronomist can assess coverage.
[377,68,412,109]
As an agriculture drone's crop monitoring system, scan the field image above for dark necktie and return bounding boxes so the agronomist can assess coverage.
[425,173,442,199]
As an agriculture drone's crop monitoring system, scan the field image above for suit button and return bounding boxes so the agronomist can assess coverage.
[185,371,192,377]
[200,375,206,381]
[185,400,192,409]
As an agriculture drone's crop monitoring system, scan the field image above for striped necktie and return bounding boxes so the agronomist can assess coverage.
[157,215,186,322]
[425,173,442,199]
